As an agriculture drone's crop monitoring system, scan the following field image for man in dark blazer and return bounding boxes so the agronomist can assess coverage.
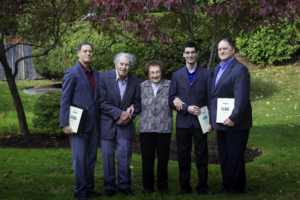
[209,39,252,195]
[169,41,212,195]
[99,52,141,197]
[60,42,101,200]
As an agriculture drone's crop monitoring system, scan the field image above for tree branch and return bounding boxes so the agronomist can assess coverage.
[13,15,72,78]
[4,37,26,52]
[0,29,3,44]
[0,0,6,18]
[216,18,239,43]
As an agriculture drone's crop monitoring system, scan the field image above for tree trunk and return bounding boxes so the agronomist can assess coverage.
[0,43,30,135]
[207,13,217,71]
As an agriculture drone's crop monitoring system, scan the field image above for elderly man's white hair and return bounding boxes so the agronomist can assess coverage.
[113,52,137,66]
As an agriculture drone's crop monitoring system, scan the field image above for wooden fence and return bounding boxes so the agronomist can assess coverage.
[0,44,44,81]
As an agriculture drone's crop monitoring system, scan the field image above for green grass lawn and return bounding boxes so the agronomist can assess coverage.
[0,80,58,136]
[1,66,300,199]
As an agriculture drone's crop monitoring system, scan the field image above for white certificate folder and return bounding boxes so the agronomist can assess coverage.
[197,106,209,134]
[217,98,235,123]
[69,105,87,134]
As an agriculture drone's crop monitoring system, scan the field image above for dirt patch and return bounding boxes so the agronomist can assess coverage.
[0,133,262,164]
[235,53,259,71]
[235,50,300,71]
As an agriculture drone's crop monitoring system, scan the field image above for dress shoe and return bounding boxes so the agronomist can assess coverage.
[103,190,116,197]
[88,191,101,197]
[160,190,169,195]
[74,193,91,200]
[142,189,154,194]
[119,188,134,196]
[198,190,208,195]
[177,189,191,195]
[213,189,228,195]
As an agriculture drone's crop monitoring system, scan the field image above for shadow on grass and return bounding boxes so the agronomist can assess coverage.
[250,124,300,143]
[250,76,279,101]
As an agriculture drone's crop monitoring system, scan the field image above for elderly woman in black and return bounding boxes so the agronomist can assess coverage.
[139,60,173,195]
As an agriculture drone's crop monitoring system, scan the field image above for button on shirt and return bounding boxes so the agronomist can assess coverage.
[116,70,128,101]
[215,57,235,87]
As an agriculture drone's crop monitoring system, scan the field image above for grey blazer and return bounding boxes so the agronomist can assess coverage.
[99,68,141,140]
[139,79,173,133]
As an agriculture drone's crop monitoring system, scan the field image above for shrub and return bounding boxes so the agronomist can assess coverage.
[32,21,212,80]
[32,91,63,136]
[236,20,299,68]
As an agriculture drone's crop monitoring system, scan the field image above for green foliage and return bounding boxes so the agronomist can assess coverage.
[32,21,212,80]
[32,91,62,136]
[236,21,299,68]
[0,80,56,136]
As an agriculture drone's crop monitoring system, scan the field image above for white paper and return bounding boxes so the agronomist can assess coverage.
[69,106,83,133]
[198,106,209,134]
[216,98,235,123]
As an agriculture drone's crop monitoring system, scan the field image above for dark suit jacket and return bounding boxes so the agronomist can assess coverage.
[169,66,213,129]
[99,68,141,140]
[60,62,100,133]
[210,58,252,130]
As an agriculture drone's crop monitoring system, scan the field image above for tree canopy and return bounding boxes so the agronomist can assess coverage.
[0,0,87,135]
[88,0,300,70]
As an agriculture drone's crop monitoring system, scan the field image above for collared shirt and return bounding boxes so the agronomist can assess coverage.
[79,61,96,97]
[185,65,198,84]
[215,57,235,87]
[116,69,128,101]
[151,82,161,98]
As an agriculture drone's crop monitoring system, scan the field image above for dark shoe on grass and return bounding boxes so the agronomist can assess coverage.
[103,190,116,197]
[142,189,154,194]
[119,188,134,196]
[74,193,91,200]
[177,190,191,195]
[88,191,101,197]
[160,190,169,195]
[213,189,228,195]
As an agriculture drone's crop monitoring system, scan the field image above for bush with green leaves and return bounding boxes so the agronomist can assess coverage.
[32,91,63,136]
[236,20,299,68]
[32,21,212,80]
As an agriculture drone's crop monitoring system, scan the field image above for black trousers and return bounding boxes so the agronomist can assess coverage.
[217,129,249,193]
[139,132,172,191]
[176,126,208,192]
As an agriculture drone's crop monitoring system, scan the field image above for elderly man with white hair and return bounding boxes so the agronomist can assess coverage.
[98,52,141,197]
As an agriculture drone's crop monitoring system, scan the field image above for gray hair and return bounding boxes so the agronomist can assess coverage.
[113,52,137,66]
[77,42,94,52]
